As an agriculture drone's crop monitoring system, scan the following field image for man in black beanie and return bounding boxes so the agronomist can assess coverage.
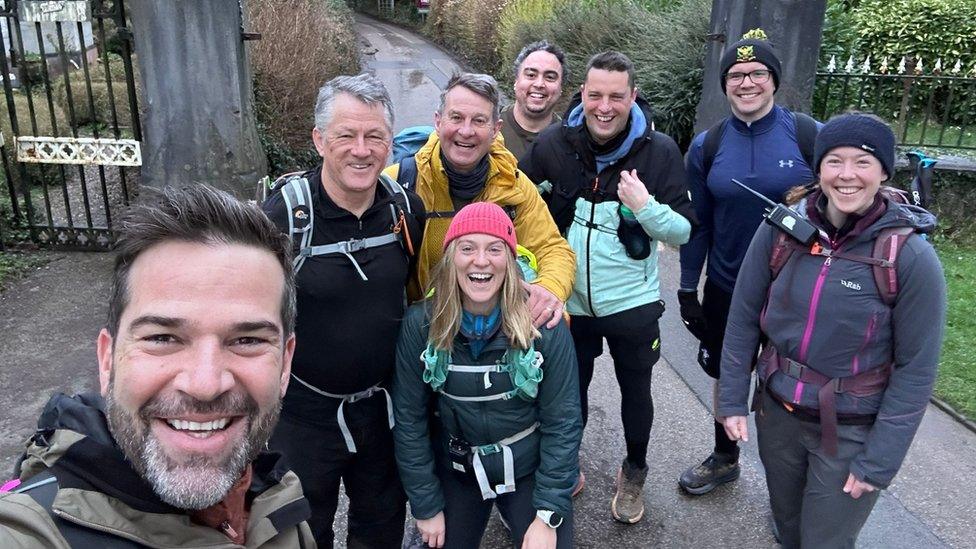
[677,28,821,496]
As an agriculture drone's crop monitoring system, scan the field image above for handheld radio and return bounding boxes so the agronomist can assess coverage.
[731,179,818,246]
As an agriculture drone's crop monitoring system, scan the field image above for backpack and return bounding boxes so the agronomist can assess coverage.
[768,187,914,306]
[392,125,435,189]
[702,111,818,176]
[269,172,415,279]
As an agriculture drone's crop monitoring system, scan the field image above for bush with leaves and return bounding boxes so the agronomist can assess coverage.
[246,0,361,175]
[853,0,976,68]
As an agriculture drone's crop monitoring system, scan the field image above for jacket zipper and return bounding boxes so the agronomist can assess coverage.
[793,251,832,403]
[585,176,598,316]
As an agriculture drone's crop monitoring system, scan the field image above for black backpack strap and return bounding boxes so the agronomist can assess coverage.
[397,156,418,190]
[701,118,728,177]
[278,176,314,274]
[793,112,819,169]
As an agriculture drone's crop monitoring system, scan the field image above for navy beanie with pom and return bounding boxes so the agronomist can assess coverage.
[813,113,896,179]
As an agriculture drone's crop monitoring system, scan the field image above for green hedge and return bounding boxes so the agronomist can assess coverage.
[425,0,512,73]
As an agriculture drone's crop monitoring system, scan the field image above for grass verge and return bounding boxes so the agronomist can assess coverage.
[0,251,46,293]
[933,239,976,420]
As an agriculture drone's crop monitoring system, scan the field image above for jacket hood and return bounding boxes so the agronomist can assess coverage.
[561,91,655,135]
[20,392,296,515]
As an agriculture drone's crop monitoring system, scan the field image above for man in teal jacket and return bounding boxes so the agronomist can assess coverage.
[521,50,695,524]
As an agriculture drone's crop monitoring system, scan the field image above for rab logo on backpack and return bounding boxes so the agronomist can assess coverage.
[840,279,862,291]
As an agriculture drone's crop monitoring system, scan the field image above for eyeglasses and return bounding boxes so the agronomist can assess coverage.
[725,69,771,86]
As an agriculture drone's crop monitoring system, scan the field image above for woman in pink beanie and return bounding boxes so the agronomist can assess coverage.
[392,202,582,548]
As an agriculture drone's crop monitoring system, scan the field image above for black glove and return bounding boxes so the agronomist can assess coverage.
[678,290,708,341]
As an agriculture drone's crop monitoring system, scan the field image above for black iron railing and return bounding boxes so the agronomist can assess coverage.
[0,0,141,250]
[813,56,976,151]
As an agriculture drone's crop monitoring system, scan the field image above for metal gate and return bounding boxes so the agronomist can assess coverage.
[0,0,140,250]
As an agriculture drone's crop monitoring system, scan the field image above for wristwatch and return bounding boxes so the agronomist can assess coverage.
[536,509,564,529]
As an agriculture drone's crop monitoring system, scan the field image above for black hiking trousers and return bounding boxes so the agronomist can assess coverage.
[270,383,406,548]
[571,300,663,467]
[701,278,742,458]
[438,467,574,548]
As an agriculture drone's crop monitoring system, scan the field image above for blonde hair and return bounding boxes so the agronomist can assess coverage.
[427,240,539,353]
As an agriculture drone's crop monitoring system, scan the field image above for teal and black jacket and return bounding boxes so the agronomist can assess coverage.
[392,302,582,519]
[521,94,696,317]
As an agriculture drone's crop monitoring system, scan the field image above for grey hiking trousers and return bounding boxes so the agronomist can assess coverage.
[757,391,881,548]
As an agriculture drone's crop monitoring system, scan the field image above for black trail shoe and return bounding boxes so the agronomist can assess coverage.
[678,452,740,495]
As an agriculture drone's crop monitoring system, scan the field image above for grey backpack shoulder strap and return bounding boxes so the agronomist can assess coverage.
[279,176,314,273]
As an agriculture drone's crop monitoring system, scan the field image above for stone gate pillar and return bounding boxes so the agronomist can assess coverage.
[694,0,827,133]
[129,0,266,198]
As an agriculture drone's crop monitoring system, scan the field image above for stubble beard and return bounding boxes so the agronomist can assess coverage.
[105,386,281,510]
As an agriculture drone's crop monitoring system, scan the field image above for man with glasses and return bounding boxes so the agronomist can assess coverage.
[677,29,820,496]
[384,73,575,330]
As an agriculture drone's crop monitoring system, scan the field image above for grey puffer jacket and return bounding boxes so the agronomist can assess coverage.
[718,192,946,488]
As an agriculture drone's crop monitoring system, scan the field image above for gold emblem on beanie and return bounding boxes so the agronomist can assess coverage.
[737,45,755,62]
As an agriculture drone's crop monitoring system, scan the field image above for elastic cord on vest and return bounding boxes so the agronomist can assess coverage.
[421,345,543,401]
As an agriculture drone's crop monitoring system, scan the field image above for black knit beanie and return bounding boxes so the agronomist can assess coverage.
[719,29,782,93]
[813,113,896,179]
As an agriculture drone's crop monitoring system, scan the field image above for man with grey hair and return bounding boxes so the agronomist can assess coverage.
[263,72,425,547]
[500,40,567,160]
[0,184,315,547]
[383,73,574,331]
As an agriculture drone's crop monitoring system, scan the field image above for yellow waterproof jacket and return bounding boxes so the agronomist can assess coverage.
[383,133,575,302]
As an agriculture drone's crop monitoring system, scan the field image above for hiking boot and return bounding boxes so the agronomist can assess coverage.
[678,452,740,495]
[611,460,648,524]
[572,470,586,497]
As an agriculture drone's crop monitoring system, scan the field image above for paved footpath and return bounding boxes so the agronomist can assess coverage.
[0,13,972,549]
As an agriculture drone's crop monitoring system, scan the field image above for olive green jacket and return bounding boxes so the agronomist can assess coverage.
[0,393,315,548]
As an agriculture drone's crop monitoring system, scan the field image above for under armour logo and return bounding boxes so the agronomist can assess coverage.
[779,160,794,168]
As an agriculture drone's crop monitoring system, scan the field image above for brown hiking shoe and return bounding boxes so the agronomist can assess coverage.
[611,460,648,523]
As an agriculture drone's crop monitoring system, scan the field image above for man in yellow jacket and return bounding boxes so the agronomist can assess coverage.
[384,73,575,328]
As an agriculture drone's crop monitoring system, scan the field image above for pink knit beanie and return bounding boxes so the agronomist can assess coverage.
[442,202,517,254]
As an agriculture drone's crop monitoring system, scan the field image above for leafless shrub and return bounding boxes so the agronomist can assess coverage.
[246,0,361,160]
